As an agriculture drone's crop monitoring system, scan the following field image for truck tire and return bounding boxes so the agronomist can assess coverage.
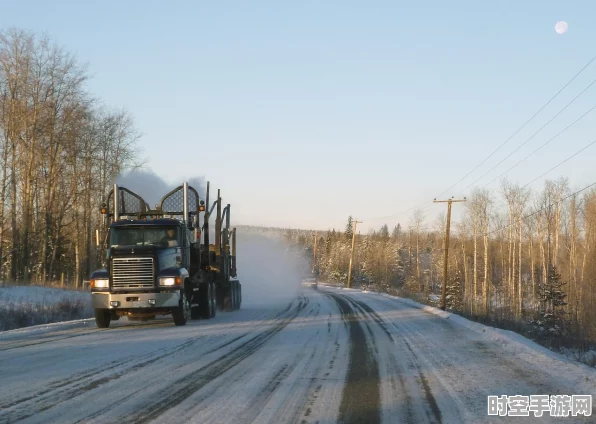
[200,283,213,319]
[210,283,217,318]
[238,282,242,309]
[172,288,190,326]
[191,285,201,319]
[95,309,111,328]
[223,283,233,312]
[230,281,240,311]
[230,282,236,311]
[191,296,201,320]
[234,281,240,310]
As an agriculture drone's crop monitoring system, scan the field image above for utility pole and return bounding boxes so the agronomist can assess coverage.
[312,232,317,275]
[347,219,362,289]
[434,197,466,311]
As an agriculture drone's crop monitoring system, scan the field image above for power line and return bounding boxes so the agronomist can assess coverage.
[372,128,595,226]
[486,180,596,236]
[461,76,596,192]
[520,137,596,190]
[477,135,596,213]
[433,53,596,199]
[361,52,596,224]
[362,202,435,223]
[479,102,596,190]
[372,139,596,232]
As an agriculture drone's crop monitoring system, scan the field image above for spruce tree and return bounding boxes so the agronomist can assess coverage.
[446,271,463,312]
[345,216,353,241]
[392,223,402,243]
[379,224,389,241]
[538,265,568,336]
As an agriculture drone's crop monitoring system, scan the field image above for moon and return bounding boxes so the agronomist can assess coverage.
[555,21,568,34]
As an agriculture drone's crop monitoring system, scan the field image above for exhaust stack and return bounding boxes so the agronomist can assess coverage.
[231,227,237,278]
[215,189,222,255]
[183,181,189,226]
[113,184,119,221]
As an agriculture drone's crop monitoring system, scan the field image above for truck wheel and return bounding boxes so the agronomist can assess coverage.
[234,281,240,310]
[191,287,201,319]
[238,283,242,309]
[229,283,235,311]
[95,309,111,328]
[223,284,233,312]
[201,283,213,319]
[191,295,201,319]
[210,283,217,318]
[173,289,190,326]
[235,282,241,310]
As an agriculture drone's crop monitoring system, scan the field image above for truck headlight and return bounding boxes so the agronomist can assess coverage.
[159,277,181,286]
[91,278,109,289]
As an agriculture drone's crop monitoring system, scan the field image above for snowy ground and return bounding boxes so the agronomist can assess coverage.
[0,285,93,331]
[1,284,594,423]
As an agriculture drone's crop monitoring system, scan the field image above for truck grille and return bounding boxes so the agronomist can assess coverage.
[112,257,154,289]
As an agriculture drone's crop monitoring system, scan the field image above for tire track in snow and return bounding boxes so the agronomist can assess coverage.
[349,298,442,424]
[326,292,381,424]
[0,327,109,352]
[155,292,331,424]
[0,334,209,422]
[76,302,305,423]
[299,331,343,424]
[0,305,294,423]
[0,319,179,352]
[231,363,296,423]
[118,296,309,424]
[361,293,577,423]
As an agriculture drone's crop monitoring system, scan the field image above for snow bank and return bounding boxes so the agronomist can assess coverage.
[0,285,93,332]
[0,285,89,304]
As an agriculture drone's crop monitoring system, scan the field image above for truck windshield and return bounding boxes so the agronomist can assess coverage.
[109,227,179,248]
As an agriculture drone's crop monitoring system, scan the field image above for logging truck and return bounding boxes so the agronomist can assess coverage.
[89,182,241,327]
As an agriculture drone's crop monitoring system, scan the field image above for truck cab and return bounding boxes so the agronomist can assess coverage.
[90,219,192,327]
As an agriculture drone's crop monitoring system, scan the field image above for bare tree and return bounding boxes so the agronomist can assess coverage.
[0,28,142,285]
[409,208,426,291]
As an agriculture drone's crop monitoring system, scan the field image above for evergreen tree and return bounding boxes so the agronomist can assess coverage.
[538,265,568,335]
[392,223,402,243]
[446,271,463,312]
[345,216,353,241]
[379,224,389,241]
[359,235,373,287]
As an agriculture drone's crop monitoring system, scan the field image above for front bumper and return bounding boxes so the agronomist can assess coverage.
[91,291,180,310]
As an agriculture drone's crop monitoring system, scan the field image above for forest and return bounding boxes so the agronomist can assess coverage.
[0,28,142,287]
[274,178,596,351]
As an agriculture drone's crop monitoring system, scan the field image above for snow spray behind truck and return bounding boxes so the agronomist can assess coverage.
[89,182,241,328]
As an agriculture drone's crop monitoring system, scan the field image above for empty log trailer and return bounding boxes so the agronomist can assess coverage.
[89,182,241,328]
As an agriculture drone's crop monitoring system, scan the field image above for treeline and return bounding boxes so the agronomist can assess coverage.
[0,28,141,287]
[277,178,596,350]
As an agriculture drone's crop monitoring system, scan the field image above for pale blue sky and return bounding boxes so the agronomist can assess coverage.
[2,1,596,231]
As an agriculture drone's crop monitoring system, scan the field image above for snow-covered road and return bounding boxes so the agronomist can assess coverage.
[1,286,594,424]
